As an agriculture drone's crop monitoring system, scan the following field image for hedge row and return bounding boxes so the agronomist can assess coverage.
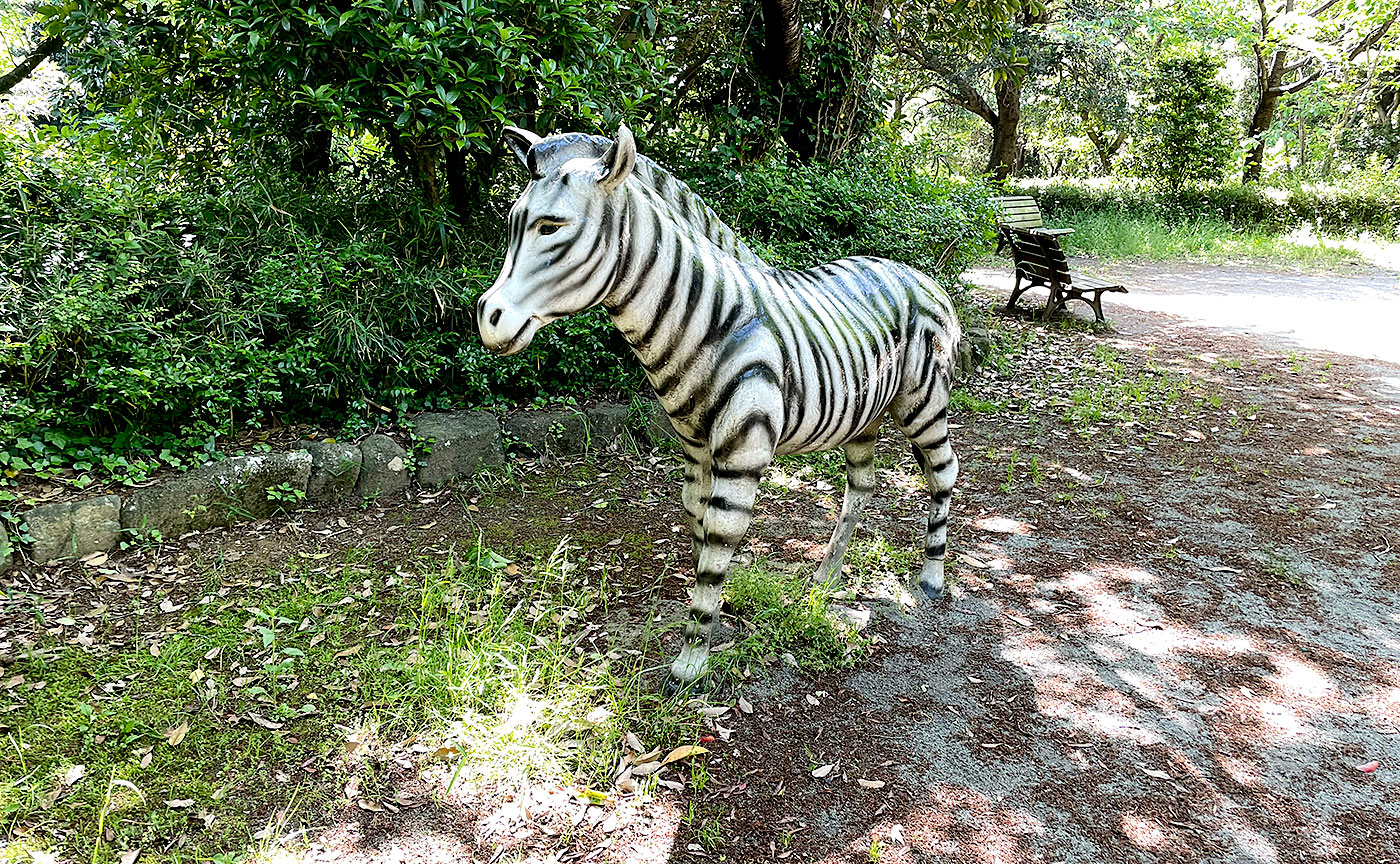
[1010,178,1400,239]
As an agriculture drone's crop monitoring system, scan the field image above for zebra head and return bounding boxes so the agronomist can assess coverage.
[477,124,637,355]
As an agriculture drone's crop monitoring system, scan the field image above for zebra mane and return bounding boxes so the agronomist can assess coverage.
[526,132,766,267]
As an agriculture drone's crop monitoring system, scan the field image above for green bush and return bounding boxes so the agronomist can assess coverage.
[1131,46,1235,191]
[1,130,992,491]
[1013,172,1400,238]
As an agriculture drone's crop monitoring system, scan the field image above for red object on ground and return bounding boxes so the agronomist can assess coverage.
[1356,760,1380,773]
[698,735,715,743]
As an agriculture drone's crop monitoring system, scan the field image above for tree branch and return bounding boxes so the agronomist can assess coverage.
[1273,69,1321,95]
[0,35,62,99]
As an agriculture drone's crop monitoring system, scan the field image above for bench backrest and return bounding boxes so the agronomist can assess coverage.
[990,195,1044,230]
[1006,226,1073,287]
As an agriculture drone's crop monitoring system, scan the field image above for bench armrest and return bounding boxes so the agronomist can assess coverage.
[1035,228,1075,236]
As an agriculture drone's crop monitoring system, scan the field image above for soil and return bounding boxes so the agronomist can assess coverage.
[4,261,1399,863]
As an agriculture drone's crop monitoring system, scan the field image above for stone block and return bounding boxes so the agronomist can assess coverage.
[355,434,412,500]
[586,403,634,446]
[956,323,993,378]
[640,400,678,447]
[121,452,311,538]
[294,440,363,503]
[505,409,592,456]
[25,495,122,564]
[410,411,503,486]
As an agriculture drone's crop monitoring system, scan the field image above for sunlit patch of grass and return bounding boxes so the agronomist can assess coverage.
[1061,346,1187,436]
[0,540,705,863]
[842,529,918,594]
[718,561,865,674]
[1055,211,1367,267]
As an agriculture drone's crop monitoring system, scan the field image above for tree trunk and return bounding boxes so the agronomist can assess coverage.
[1243,47,1289,182]
[987,75,1022,180]
[0,35,62,98]
[444,147,499,221]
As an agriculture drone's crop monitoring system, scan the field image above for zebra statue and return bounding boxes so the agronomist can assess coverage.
[478,125,961,691]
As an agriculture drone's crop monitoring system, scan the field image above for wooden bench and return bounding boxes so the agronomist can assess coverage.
[990,195,1074,254]
[1002,226,1127,322]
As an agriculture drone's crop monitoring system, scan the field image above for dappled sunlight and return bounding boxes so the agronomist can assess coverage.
[1119,812,1169,851]
[971,515,1034,535]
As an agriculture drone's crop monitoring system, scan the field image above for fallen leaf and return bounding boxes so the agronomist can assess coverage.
[119,850,140,864]
[811,764,835,778]
[630,761,663,776]
[165,799,195,809]
[334,644,362,660]
[1139,767,1172,780]
[660,745,708,766]
[356,799,383,812]
[737,697,753,715]
[247,714,284,730]
[63,764,87,787]
[857,778,885,789]
[309,632,326,648]
[163,721,190,747]
[805,694,820,706]
[203,646,222,660]
[1356,760,1380,773]
[624,732,644,752]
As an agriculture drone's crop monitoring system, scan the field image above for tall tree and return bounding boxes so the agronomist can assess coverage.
[1243,0,1400,181]
[891,0,1049,180]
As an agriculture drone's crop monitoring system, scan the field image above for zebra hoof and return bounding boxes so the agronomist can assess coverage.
[916,578,946,603]
[662,672,709,697]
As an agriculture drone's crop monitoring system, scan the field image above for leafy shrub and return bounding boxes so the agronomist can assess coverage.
[1014,173,1400,238]
[689,140,996,276]
[1,129,993,492]
[1131,46,1235,191]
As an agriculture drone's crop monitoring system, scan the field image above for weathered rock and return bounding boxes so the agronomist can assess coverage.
[505,409,589,456]
[410,411,503,487]
[956,322,993,378]
[122,452,311,538]
[354,434,412,500]
[25,495,122,564]
[294,440,363,503]
[586,403,634,446]
[639,400,678,447]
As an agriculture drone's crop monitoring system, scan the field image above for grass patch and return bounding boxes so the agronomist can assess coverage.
[0,541,694,863]
[1054,211,1367,267]
[2,531,868,862]
[719,562,865,673]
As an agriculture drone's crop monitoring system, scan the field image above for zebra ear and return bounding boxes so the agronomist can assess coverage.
[502,125,542,172]
[597,124,636,194]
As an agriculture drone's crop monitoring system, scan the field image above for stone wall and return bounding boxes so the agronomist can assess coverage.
[4,402,673,570]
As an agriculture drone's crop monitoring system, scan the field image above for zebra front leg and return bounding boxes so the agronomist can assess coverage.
[668,456,767,691]
[812,431,879,589]
[680,446,712,568]
[911,434,958,602]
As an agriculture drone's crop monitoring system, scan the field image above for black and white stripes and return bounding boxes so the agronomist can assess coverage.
[479,125,961,689]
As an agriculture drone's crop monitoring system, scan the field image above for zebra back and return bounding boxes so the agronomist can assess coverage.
[525,132,765,267]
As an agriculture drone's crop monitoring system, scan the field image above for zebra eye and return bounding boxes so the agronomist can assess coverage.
[538,222,561,236]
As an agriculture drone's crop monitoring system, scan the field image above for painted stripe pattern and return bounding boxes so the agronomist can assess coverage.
[480,128,961,689]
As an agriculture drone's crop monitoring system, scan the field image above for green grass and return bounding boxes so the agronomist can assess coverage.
[1053,211,1367,267]
[718,561,864,673]
[1,536,862,863]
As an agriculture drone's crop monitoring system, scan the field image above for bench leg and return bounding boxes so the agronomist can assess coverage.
[1006,271,1028,311]
[1091,293,1106,322]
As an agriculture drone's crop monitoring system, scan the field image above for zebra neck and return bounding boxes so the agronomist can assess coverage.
[603,188,744,365]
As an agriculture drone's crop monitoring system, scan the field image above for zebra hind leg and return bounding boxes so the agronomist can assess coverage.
[812,431,879,589]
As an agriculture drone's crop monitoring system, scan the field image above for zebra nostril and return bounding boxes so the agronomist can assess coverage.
[489,308,502,327]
